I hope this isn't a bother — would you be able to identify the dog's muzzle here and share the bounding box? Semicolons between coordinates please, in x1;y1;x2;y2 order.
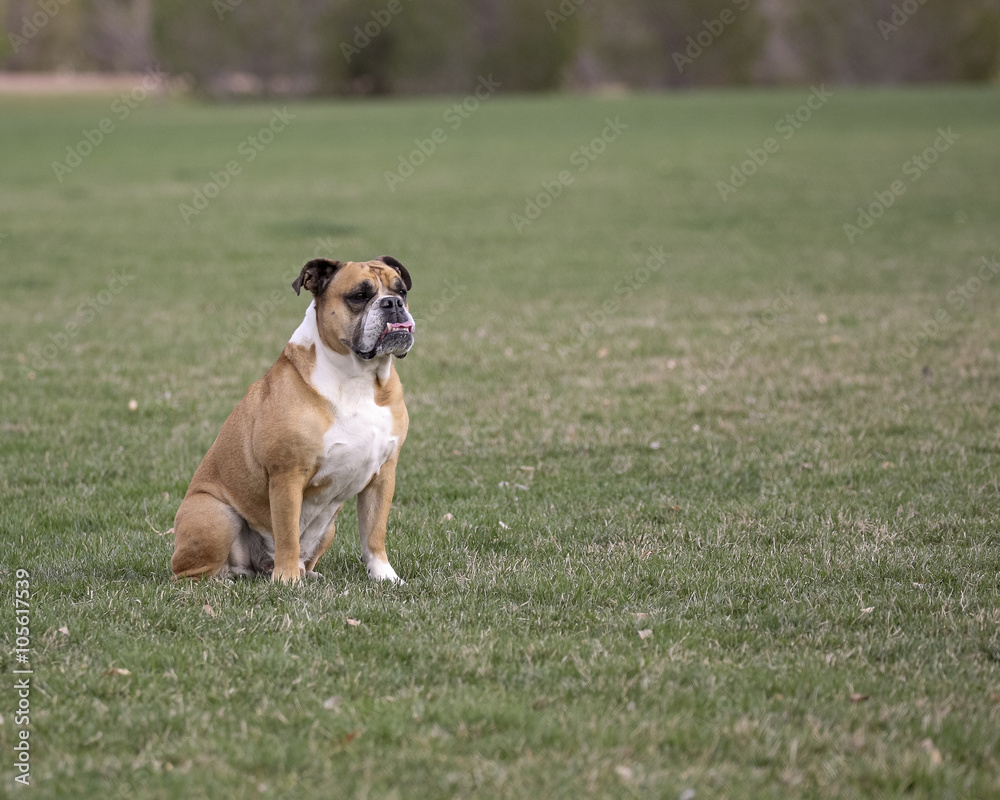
358;296;415;359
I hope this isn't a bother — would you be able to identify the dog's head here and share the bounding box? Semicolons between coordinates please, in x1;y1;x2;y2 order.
293;256;414;360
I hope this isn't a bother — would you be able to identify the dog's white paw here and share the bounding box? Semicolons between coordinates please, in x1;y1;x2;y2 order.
304;570;325;580
367;560;404;584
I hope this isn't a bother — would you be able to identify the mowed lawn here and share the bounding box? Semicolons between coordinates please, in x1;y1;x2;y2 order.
1;85;999;799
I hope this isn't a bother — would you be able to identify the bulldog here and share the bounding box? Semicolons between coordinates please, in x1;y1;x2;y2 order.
171;255;414;584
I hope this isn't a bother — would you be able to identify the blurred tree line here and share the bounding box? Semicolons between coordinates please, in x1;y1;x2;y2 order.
3;0;999;94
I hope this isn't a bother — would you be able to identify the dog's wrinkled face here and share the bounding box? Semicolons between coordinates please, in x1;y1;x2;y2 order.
293;256;414;360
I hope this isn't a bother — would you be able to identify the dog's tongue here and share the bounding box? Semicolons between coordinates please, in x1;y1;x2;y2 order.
386;321;414;334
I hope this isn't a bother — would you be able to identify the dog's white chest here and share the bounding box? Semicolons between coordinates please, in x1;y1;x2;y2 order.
312;398;397;502
296;369;397;552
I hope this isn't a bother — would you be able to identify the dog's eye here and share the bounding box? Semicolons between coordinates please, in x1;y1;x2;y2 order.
349;290;373;303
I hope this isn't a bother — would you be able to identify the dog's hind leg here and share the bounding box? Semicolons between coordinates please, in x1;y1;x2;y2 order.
237;527;275;576
171;492;243;580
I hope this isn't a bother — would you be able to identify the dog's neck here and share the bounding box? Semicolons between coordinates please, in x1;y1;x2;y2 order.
289;300;393;386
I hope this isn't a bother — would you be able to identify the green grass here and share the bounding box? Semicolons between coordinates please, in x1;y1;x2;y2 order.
1;85;999;798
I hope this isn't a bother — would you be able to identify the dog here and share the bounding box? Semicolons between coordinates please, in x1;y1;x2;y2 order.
171;255;414;584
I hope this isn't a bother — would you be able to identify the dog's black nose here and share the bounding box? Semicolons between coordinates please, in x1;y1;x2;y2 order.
379;296;405;310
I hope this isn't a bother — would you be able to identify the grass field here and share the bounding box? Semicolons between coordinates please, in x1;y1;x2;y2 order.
1;85;999;798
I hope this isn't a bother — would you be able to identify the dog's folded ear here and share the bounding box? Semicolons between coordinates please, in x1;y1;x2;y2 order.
293;258;343;296
378;255;412;291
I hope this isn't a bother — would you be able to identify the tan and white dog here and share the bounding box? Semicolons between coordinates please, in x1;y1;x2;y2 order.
171;255;414;584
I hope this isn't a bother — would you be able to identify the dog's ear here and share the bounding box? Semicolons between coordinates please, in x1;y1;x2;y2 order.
293;258;343;296
378;255;412;291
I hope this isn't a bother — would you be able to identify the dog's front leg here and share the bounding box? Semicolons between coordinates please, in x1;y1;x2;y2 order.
269;471;305;583
357;460;402;583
